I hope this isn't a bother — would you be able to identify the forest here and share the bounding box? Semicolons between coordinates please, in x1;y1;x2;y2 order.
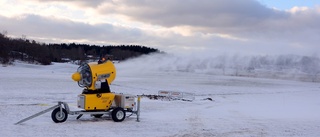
0;32;159;65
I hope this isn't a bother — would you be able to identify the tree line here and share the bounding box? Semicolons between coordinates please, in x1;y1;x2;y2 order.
0;32;160;65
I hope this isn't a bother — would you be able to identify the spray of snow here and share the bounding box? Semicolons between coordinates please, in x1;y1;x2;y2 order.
118;53;320;82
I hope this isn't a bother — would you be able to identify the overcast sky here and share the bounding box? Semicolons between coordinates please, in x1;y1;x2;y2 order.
0;0;319;56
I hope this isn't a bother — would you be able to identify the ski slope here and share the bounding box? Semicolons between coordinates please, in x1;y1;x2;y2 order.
0;60;320;137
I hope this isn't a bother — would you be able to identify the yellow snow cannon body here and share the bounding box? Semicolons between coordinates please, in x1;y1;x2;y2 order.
77;93;115;111
72;60;116;111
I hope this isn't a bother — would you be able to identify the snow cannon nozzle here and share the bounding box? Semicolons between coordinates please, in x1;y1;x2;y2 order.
72;72;81;82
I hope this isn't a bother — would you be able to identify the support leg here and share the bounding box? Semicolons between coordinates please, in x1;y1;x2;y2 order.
15;104;60;125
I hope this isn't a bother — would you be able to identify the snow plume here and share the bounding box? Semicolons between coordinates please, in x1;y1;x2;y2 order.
117;53;320;82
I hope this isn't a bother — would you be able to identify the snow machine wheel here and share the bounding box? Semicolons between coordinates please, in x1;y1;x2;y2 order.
51;108;68;123
92;114;103;118
112;107;126;122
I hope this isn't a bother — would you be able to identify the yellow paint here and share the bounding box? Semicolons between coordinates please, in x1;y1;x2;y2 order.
88;60;116;90
71;72;81;81
82;93;115;111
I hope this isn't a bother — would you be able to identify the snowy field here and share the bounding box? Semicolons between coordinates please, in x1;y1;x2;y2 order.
1;59;320;137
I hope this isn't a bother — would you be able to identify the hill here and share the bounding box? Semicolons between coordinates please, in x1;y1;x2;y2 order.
0;32;160;65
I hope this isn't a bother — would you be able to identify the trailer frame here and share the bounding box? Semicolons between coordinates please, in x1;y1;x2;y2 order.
15;96;141;125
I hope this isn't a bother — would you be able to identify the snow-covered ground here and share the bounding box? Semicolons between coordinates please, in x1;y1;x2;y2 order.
1;59;320;137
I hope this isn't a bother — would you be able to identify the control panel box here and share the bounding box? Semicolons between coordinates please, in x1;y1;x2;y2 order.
112;94;136;109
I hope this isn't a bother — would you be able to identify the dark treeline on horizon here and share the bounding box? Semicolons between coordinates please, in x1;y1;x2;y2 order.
0;32;160;65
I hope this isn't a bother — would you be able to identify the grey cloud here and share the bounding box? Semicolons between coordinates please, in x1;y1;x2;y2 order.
26;0;320;47
0;14;196;53
1;13;318;56
31;0;106;8
95;0;320;55
0;14;148;44
98;1;319;37
99;0;285;30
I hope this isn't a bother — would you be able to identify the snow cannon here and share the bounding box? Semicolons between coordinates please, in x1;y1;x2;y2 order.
72;60;116;91
71;60;117;112
15;59;141;125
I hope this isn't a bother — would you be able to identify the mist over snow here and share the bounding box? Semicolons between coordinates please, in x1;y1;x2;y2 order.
117;53;320;82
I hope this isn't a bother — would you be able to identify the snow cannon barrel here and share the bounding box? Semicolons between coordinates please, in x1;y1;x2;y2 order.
71;60;116;90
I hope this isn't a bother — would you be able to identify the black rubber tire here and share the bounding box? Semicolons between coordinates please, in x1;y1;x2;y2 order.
51;108;68;123
92;114;103;118
111;107;126;122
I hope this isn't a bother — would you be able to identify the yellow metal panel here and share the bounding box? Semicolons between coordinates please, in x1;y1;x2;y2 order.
83;93;115;111
88;60;116;90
